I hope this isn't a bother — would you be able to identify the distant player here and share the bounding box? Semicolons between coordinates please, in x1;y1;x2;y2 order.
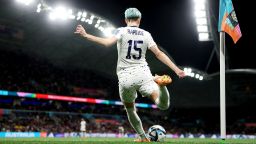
118;125;125;137
80;118;86;137
75;8;185;142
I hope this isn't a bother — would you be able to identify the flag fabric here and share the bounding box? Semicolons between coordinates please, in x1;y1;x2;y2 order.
218;0;242;43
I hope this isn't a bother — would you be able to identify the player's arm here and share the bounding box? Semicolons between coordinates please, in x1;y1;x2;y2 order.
149;45;186;78
74;25;117;47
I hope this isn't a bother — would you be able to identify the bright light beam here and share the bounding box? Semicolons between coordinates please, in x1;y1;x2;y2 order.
16;0;34;6
49;6;65;20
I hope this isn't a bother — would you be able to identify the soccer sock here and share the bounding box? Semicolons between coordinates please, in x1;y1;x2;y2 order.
155;86;170;110
125;106;147;139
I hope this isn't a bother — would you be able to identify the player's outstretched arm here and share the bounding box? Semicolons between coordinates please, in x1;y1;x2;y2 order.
150;45;186;78
74;25;117;47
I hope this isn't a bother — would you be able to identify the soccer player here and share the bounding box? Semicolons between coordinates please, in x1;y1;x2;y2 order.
80;118;86;137
118;125;125;137
75;8;185;142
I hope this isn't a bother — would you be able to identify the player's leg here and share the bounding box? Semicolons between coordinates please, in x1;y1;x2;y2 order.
139;75;171;110
79;131;83;137
151;74;172;110
82;131;85;138
123;102;150;142
119;83;149;142
150;86;170;110
118;67;151;142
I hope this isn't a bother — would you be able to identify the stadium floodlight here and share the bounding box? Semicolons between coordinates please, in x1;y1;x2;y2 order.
194;10;206;18
76;11;82;20
194;0;205;5
183;68;188;73
183;67;205;81
49;6;69;21
194;3;205;11
184;69;188;75
16;0;117;39
82;12;87;17
184;67;192;76
187;68;192;73
76;11;87;21
95;24;99;28
81;12;87;22
48;7;75;21
193;0;206;8
190;72;195;77
36;3;41;13
197;25;208;32
81;17;86;22
16;0;34;6
95;19;103;28
194;0;205;13
77;11;82;16
86;15;95;25
196;18;207;25
193;0;212;41
193;0;205;3
199;33;209;41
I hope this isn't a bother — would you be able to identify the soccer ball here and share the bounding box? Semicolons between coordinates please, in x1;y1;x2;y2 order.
147;125;166;142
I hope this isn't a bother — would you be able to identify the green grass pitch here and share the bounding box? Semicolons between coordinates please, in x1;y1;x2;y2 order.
0;138;255;144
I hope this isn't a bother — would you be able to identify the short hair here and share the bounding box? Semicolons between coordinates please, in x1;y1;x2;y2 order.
124;8;142;19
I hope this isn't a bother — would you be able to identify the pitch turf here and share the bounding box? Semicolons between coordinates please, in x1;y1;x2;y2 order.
0;138;255;144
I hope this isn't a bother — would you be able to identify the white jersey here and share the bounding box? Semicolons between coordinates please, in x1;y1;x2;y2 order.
114;26;157;73
80;120;86;131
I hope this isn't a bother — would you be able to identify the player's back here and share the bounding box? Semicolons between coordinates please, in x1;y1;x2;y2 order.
115;26;156;73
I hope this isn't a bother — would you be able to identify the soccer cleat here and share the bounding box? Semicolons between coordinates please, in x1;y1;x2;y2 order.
134;137;151;142
154;74;172;86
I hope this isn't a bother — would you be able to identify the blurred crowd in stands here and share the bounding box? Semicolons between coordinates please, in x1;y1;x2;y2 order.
0;97;256;135
0;110;134;134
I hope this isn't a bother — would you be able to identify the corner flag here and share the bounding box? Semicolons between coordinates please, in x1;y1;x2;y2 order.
218;0;242;43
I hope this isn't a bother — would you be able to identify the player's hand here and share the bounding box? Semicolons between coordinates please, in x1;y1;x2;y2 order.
74;25;87;37
175;69;186;78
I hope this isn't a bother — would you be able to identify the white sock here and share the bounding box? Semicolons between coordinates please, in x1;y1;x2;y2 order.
155;86;170;110
125;106;147;139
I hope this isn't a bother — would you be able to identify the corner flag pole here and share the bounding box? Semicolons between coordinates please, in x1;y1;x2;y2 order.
220;31;226;139
218;0;242;139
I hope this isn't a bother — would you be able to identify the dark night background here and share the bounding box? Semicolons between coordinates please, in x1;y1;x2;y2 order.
0;0;255;136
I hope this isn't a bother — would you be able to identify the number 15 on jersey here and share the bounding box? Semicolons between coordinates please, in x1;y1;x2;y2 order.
126;40;143;60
